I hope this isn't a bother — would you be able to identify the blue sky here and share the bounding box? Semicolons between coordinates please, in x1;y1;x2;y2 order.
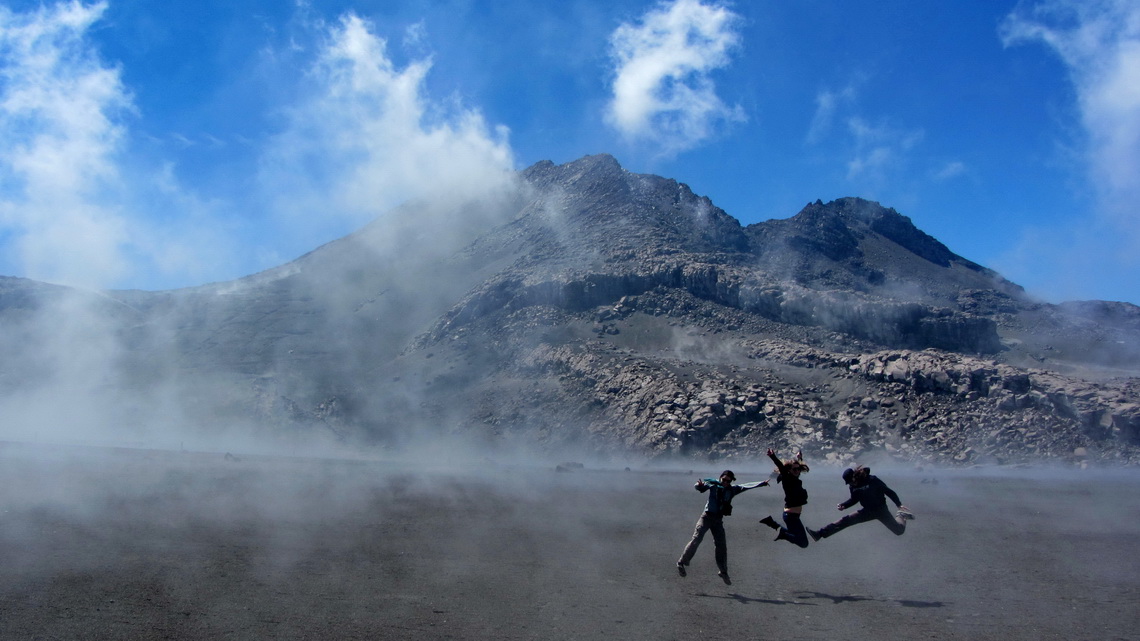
0;0;1137;304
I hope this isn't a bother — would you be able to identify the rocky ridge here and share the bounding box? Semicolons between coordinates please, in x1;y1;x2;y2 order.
0;154;1138;466
456;289;1140;466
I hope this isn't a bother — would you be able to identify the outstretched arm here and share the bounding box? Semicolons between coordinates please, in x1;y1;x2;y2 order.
695;479;715;493
838;487;858;510
766;448;787;475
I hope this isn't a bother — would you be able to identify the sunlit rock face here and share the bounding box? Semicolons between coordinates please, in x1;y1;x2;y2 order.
1;154;1138;465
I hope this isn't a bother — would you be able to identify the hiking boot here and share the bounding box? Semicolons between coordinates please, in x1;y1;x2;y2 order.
897;508;915;521
676;562;686;577
759;515;780;530
808;528;822;542
718;571;731;585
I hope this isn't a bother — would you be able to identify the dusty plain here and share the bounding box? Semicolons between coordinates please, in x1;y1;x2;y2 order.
1;442;1137;640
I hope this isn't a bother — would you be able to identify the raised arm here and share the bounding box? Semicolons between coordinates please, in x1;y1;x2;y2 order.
766;448;787;475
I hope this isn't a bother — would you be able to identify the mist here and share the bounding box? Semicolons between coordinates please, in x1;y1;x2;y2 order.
0;3;526;460
2;441;1136;639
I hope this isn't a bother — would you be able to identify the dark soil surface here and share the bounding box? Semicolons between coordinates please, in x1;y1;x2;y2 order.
1;442;1137;640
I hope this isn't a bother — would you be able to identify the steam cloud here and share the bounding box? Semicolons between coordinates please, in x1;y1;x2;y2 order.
0;2;521;453
259;13;517;247
0;2;517;291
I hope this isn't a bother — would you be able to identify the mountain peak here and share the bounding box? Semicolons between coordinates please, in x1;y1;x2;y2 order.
522;153;624;185
2;153;1138;466
517;154;749;257
790;197;975;270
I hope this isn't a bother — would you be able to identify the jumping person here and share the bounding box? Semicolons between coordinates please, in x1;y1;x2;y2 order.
758;448;810;548
808;465;914;541
676;469;768;584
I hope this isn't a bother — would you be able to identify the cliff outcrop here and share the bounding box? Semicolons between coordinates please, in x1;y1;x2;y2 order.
0;154;1137;466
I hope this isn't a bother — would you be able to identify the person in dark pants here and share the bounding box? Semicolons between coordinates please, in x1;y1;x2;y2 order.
676;469;767;585
758;448;810;548
808;465;914;541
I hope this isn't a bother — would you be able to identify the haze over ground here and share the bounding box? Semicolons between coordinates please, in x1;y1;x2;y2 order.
1;443;1137;640
0;0;1137;303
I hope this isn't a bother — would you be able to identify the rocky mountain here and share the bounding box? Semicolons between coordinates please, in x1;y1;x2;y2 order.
1;154;1138;466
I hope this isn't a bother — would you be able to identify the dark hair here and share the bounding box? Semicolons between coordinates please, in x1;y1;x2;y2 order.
844;465;870;485
783;458;809;473
720;470;735;481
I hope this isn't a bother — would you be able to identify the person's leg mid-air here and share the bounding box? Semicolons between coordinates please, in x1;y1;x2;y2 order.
677;514;713;575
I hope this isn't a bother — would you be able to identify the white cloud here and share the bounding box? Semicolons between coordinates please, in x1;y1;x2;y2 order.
932;161;967;181
605;0;744;155
0;1;132;288
844;117;924;188
0;4;519;290
259;13;516;236
806;78;930;195
807;84;857;144
0;1;246;290
1002;0;1140;245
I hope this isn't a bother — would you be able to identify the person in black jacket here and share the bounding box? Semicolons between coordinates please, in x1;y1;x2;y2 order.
758;448;811;548
808;465;914;541
676;469;768;584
